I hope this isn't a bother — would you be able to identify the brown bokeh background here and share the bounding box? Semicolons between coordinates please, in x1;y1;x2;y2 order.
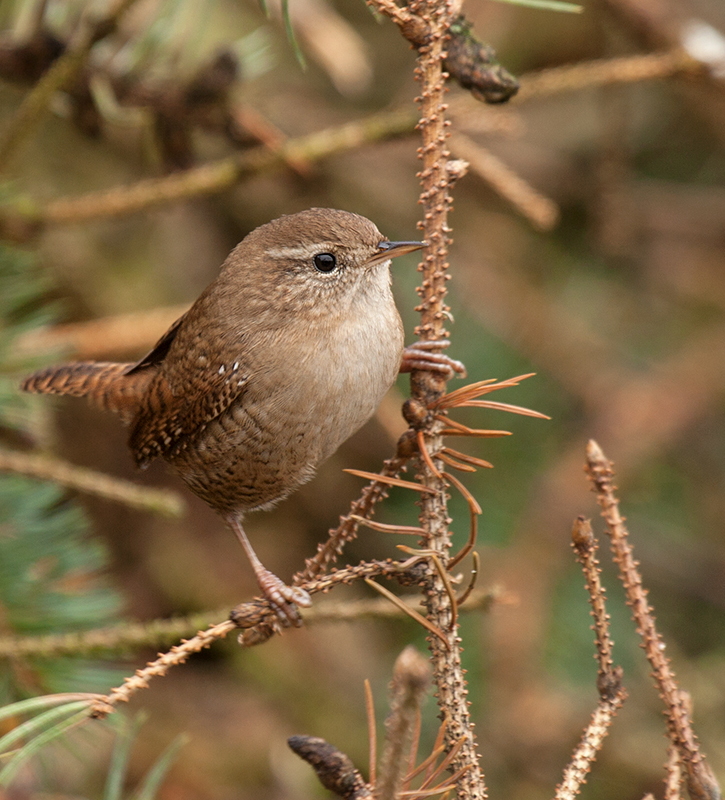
2;0;725;796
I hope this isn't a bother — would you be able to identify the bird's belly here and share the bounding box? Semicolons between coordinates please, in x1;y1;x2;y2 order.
169;404;318;513
169;312;403;514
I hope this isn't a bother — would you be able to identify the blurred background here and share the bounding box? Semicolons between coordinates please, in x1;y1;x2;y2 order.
0;0;724;796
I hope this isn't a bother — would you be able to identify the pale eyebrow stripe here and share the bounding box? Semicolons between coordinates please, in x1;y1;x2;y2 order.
266;244;338;260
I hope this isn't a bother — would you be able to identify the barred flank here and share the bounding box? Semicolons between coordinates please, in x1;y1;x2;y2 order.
21;362;143;420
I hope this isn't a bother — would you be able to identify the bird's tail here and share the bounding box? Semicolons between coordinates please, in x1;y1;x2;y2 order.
21;362;149;422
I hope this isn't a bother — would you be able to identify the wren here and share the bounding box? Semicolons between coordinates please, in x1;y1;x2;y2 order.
22;209;464;625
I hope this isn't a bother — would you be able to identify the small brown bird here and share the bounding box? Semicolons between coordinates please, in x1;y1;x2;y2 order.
22;209;463;625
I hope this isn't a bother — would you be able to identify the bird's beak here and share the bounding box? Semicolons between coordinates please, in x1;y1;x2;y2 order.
366;240;427;268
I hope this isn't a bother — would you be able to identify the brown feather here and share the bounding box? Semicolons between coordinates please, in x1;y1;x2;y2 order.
21;361;152;423
127;350;250;468
126;311;188;374
21;210;408;512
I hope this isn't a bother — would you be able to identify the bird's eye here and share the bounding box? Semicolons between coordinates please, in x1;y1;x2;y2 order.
313;253;337;273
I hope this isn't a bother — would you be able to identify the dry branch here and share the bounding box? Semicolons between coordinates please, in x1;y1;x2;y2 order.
449;132;559;230
517;48;704;101
570;516;616;687
0;587;497;659
0;110;417;241
0;448;184;517
556;516;627;800
296;451;411;583
377;647;431;800
667;741;685;800
586;440;721;800
554;693;626;800
87;550;431;716
399;0;488;796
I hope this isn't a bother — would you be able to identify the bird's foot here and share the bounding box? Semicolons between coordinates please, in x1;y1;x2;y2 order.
227;515;312;629
400;340;467;379
256;567;312;629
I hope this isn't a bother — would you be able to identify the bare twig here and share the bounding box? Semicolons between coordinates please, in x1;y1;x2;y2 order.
24;582;507;665
666;741;685;800
570;516;616;685
556;516;627;800
585;440;721;800
0;448;184;517
449;132;559;230
395;0;488;795
377;647;431;800
296;452;411;583
554;692;626;800
0;110;417;240
84;555;429;716
516;48;704;102
93;617;238;714
0;608;228;658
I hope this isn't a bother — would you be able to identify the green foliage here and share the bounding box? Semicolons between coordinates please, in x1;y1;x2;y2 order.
0;245;124;702
0;244;58;433
128;731;189;800
0;700;91;788
281;0;307;68
103;713;188;800
0;700;185;796
0;475;124;695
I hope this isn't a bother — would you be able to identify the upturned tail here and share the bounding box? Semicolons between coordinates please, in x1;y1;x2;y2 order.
21;362;149;422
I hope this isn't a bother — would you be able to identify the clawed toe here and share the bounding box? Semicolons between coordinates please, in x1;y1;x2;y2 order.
400;341;467;379
286;585;312;607
258;569;311;628
227;516;312;629
268;599;303;628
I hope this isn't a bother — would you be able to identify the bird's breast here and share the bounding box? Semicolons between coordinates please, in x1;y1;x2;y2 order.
264;291;404;461
170;289;404;514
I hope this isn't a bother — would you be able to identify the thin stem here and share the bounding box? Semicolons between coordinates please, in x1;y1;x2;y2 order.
556;516;628;800
377;647;431;800
585;440;721;800
449;132;559;230
96;618;238;713
2;110;417;239
296;453;410;582
0;448;184;517
404;0;488;795
87;558;493;716
554;692;626;800
517;48;703;102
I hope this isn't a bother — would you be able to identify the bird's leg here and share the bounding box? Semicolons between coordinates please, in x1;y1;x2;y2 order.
400;340;467;379
226;514;312;628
